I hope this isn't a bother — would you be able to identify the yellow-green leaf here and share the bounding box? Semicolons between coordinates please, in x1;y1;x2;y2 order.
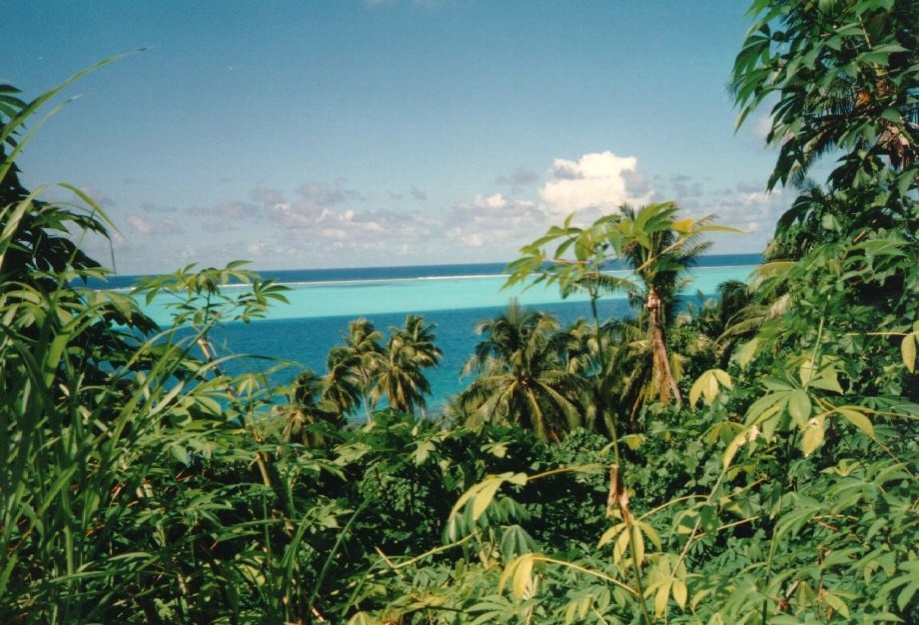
799;358;816;386
614;526;631;564
672;579;688;609
637;520;662;550
902;333;917;373
837;406;875;439
823;591;851;619
723;429;748;470
598;522;627;549
631;525;645;565
471;478;503;521
672;217;694;234
690;369;731;408
736;337;760;369
788;390;812;426
622;434;644;450
802;416;825;457
654;582;671;617
689;373;705;408
713;368;733;389
512;554;535;599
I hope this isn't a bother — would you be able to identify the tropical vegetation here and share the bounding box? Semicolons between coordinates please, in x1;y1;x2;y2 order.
1;1;917;623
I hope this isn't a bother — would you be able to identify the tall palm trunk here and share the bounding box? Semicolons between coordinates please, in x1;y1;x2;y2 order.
646;286;682;408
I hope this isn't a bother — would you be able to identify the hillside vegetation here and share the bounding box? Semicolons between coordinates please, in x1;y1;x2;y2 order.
1;1;916;623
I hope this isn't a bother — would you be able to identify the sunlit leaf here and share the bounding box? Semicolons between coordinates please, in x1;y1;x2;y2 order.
836;406;875;439
902;333;916;373
802;416;824;457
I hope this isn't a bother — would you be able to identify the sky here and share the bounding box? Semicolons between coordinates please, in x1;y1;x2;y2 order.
2;0;788;275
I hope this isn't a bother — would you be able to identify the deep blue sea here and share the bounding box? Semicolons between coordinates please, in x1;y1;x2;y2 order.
94;254;762;411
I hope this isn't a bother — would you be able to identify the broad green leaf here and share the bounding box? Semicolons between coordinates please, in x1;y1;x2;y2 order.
672;579;688;609
802;416;824;457
788;390;812;426
598;522;627;549
799;358;816;386
902;333;916;373
472;478;504;521
822;591;851;618
499;554;538;600
836;406;875;438
723;429;749;470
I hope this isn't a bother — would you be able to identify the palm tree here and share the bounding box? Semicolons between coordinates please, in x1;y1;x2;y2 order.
372;315;442;415
321;344;362;418
280;369;343;448
507;201;736;423
456;300;587;441
609;202;715;408
603;315;682;427
338;318;384;420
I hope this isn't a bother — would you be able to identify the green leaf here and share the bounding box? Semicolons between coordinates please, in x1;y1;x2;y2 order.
690;369;733;408
788;390;812;426
472;478;504;521
802;415;824;457
672;579;688;609
499;554;537;600
836;406;875;438
799;358;816;386
901;333;916;373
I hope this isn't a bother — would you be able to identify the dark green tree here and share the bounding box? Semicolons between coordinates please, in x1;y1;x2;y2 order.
281;369;344;447
338;317;385;419
732;0;919;190
372;314;443;415
456;301;588;441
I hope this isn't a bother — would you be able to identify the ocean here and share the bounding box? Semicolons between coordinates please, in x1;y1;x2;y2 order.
101;254;762;411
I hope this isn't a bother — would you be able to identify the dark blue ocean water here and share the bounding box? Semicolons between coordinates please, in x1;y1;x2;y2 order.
140;254;758;411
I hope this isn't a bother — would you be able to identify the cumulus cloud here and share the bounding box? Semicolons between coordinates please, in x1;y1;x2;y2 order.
749;112;774;141
109;148;788;271
387;186;428;201
442;193;545;252
670;173;704;199
495;167;540;190
539;151;653;217
126;215;180;236
708;184;786;235
299;179;364;207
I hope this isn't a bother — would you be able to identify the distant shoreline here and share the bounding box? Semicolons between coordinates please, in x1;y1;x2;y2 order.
81;253;764;291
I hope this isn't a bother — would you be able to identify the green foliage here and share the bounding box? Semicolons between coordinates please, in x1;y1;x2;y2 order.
4;5;919;623
452;300;589;441
731;0;919;191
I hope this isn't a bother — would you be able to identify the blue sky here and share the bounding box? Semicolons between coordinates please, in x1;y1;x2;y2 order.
3;0;786;274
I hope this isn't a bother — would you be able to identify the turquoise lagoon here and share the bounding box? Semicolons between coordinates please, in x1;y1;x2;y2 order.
130;257;761;410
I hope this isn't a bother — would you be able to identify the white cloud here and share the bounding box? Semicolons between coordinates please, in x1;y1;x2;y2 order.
749;112;773;141
442;193;544;251
126;215;180;236
539;151;652;216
